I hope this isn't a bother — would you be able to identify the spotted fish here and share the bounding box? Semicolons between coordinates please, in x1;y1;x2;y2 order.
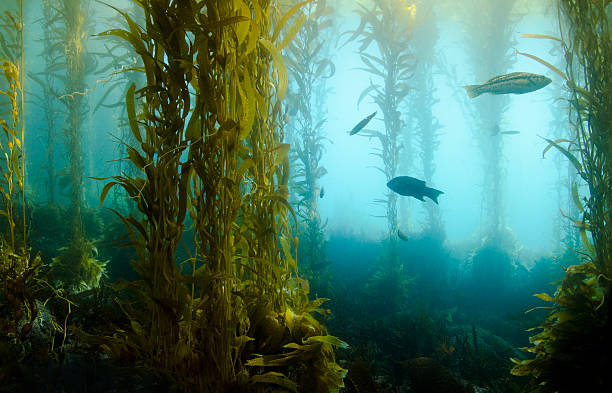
462;72;551;99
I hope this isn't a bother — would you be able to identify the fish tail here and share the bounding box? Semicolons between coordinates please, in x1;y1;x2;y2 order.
461;84;482;99
427;188;444;204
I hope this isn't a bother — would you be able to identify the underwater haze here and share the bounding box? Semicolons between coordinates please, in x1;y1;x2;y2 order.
0;0;609;392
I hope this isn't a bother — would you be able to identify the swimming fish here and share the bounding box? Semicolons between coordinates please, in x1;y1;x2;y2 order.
387;176;444;204
319;186;325;198
349;111;377;135
397;229;409;241
462;72;551;99
501;130;520;135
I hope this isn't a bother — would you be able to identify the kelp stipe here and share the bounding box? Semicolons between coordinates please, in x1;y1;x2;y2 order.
344;0;419;313
345;0;419;239
458;0;520;241
409;3;443;234
29;0;62;205
511;2;612;391
284;0;336;297
48;0;105;291
95;1;345;392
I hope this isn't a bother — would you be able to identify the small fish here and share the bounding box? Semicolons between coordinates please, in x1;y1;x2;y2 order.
397;229;409;241
387;176;444;204
462;72;551;99
319;186;325;198
349;111;377;135
501;130;520;135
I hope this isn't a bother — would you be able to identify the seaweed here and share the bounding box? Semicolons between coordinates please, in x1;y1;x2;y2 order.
345;0;419;239
94;1;345;392
511;1;612;391
457;0;520;241
283;0;336;296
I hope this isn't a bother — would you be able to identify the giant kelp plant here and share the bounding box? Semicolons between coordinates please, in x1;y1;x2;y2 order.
409;1;443;234
460;0;519;242
93;1;345;392
48;0;105;291
345;0;419;313
283;0;336;297
0;0;46;372
29;1;62;206
511;1;611;391
347;0;418;239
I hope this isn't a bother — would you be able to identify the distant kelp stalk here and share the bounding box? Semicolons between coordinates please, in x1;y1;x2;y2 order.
459;0;519;242
344;0;419;313
95;1;346;392
29;0;62;205
346;0;419;240
44;0;106;292
408;0;442;234
284;0;336;296
511;1;612;391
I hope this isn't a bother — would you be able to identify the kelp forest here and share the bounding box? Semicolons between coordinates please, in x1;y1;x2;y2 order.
0;1;609;393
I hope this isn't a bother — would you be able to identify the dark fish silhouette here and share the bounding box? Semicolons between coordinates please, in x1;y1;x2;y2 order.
501;130;520;135
349;111;377;135
319;186;325;198
387;176;443;204
462;72;551;99
397;229;409;241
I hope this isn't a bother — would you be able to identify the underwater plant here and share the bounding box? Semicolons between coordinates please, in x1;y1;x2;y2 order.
46;0;105;291
511;1;612;391
95;1;346;392
458;0;519;241
346;0;419;240
0;0;26;252
408;1;443;234
28;1;62;206
283;0;336;296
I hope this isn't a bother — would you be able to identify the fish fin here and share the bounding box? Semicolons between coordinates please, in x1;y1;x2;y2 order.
461;85;481;99
426;188;444;204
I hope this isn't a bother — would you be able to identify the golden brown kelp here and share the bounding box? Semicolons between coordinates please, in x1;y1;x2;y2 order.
96;1;345;392
48;0;105;291
0;0;26;251
511;1;612;391
283;0;336;295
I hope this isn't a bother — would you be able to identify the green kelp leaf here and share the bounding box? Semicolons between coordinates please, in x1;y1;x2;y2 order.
579;226;596;256
126;83;143;143
521;33;563;43
303;298;329;313
304;335;349;348
272;0;313;42
237;73;256;140
259;38;289;100
515;49;568;81
99;182;120;208
278;12;306;51
540;136;585;179
571;182;584;212
534;293;554;302
250;372;298;392
126;146;146;169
